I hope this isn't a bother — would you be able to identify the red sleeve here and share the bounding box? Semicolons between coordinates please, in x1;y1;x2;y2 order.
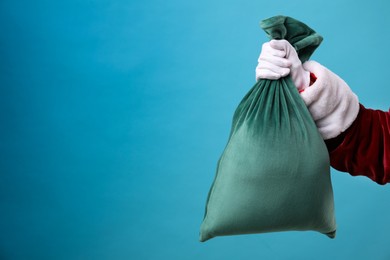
325;104;390;184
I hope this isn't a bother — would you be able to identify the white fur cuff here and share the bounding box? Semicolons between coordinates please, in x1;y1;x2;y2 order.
300;61;360;140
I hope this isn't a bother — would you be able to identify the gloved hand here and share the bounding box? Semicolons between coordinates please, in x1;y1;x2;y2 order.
300;61;359;140
256;39;310;91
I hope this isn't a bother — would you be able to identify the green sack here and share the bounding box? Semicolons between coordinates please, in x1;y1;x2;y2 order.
200;16;336;242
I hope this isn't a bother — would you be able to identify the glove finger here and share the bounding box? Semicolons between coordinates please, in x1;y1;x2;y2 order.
259;42;286;60
259;54;291;68
270;39;301;62
256;60;290;77
269;39;290;51
256;69;282;80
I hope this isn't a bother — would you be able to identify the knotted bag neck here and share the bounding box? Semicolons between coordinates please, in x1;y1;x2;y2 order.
260;16;323;63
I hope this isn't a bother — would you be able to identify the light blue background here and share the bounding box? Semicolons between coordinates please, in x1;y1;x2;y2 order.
1;0;389;259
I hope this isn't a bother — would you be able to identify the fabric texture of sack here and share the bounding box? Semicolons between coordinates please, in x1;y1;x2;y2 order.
199;15;336;242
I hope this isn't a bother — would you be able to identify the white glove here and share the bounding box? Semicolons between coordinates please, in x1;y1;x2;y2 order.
256;40;310;91
301;61;360;140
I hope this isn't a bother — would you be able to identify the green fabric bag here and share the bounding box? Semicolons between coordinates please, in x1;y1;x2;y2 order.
200;16;336;242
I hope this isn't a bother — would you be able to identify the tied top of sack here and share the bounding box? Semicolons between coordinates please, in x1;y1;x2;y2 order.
260;15;323;63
